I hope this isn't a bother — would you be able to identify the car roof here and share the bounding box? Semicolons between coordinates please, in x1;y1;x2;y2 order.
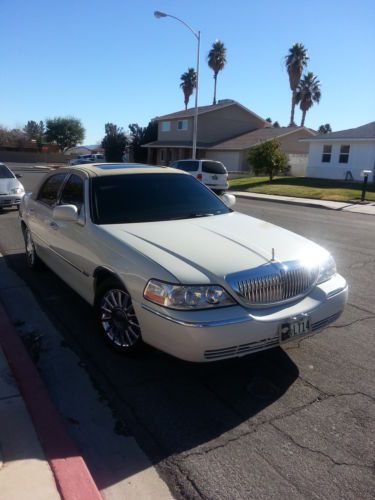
60;163;189;177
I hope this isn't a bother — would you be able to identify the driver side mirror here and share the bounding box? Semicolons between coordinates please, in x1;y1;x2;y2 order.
15;174;23;179
53;204;78;222
221;193;236;208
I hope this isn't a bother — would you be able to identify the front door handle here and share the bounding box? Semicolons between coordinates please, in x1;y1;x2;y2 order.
49;221;59;230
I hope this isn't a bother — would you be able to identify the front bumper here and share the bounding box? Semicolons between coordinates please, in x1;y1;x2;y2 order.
0;195;23;207
135;273;348;362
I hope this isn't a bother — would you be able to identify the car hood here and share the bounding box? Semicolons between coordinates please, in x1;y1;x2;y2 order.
0;178;21;194
101;212;328;284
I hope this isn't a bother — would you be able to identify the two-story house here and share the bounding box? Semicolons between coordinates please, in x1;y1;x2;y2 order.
144;99;315;172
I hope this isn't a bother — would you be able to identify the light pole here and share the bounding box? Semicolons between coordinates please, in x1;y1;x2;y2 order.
154;10;200;160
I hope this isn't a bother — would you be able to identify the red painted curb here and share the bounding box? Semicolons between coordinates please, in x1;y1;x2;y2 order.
0;301;102;500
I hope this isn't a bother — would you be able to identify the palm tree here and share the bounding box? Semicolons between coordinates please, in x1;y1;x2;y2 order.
295;72;321;126
180;68;197;110
285;43;309;126
207;40;227;105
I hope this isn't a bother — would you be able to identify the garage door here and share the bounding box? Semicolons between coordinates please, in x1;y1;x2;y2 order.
205;151;240;172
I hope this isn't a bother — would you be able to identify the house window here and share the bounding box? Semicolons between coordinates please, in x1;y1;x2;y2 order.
339;145;350;164
321;145;332;163
161;121;171;132
177;120;188;131
160;150;165;161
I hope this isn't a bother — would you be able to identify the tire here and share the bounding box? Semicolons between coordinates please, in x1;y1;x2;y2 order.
23;226;42;270
95;278;144;355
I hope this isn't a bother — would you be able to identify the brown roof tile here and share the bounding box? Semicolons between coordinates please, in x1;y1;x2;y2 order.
209;127;314;150
305;121;375;141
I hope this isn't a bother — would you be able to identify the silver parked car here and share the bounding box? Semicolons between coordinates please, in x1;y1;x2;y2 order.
0;163;25;209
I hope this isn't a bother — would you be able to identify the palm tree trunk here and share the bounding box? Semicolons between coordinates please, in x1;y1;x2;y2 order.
289;91;296;126
301;110;307;127
213;73;218;105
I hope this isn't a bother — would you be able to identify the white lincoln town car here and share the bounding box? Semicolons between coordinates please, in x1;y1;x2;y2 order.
19;164;348;362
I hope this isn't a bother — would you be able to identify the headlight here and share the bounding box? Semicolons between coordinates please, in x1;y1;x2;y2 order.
144;279;236;310
10;187;24;194
317;254;336;284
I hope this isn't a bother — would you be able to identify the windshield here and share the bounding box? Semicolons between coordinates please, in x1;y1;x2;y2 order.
0;165;14;179
91;173;231;224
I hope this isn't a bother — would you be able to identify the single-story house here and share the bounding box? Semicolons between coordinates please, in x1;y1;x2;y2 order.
144;99;316;172
303;122;375;181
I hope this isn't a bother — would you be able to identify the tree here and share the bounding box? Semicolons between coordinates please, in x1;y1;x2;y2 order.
285;43;309;126
45;117;85;151
207;40;227;105
0;126;28;147
295;72;321;126
318;123;332;134
266;117;272;123
24;120;45;149
101;123;128;162
128;121;157;163
180;68;197;110
273;121;281;128
248;139;288;182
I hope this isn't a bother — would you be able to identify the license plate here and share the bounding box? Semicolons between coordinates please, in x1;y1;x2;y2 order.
212;175;218;180
279;314;311;343
0;198;12;205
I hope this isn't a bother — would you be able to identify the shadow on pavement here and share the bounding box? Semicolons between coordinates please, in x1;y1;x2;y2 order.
3;252;299;491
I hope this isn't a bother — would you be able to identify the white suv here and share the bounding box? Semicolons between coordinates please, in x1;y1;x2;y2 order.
170;159;229;193
70;153;105;166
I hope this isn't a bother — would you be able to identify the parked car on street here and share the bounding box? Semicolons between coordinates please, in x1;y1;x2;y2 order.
70;153;105;166
0;163;25;209
170;159;229;193
19;163;348;362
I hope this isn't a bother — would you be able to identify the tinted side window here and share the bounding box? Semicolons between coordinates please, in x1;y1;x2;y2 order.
60;174;84;211
175;161;199;172
38;174;67;207
202;161;226;174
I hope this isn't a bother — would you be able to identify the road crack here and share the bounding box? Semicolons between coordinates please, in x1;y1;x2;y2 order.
270;421;374;471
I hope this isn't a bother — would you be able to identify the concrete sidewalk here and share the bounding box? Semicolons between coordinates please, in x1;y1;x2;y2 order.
0;291;102;500
0;347;61;500
230;191;375;216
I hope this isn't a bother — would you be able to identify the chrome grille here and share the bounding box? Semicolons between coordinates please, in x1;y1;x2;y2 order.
227;261;319;306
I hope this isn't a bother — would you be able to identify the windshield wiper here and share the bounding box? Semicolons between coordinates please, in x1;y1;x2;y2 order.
188;212;215;218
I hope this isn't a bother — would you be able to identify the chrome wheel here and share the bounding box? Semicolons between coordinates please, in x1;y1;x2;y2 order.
25;229;36;267
99;288;141;348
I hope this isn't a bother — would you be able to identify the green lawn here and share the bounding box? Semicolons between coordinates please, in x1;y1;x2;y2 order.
229;176;375;202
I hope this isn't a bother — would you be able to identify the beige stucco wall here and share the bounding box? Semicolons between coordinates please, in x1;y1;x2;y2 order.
157;118;193;141
278;129;314;154
156;104;266;145
198;105;265;143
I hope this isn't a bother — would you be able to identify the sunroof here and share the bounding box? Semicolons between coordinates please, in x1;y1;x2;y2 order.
97;164;154;170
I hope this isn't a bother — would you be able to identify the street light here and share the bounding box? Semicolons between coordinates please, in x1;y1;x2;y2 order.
154;10;200;160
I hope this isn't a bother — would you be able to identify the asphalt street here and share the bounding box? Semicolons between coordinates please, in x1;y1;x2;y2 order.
0;168;375;499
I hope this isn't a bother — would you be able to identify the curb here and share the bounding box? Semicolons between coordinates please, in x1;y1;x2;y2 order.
0;301;102;500
231;192;347;211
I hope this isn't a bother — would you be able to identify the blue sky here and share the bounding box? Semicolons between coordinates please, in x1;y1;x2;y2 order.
1;0;374;144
